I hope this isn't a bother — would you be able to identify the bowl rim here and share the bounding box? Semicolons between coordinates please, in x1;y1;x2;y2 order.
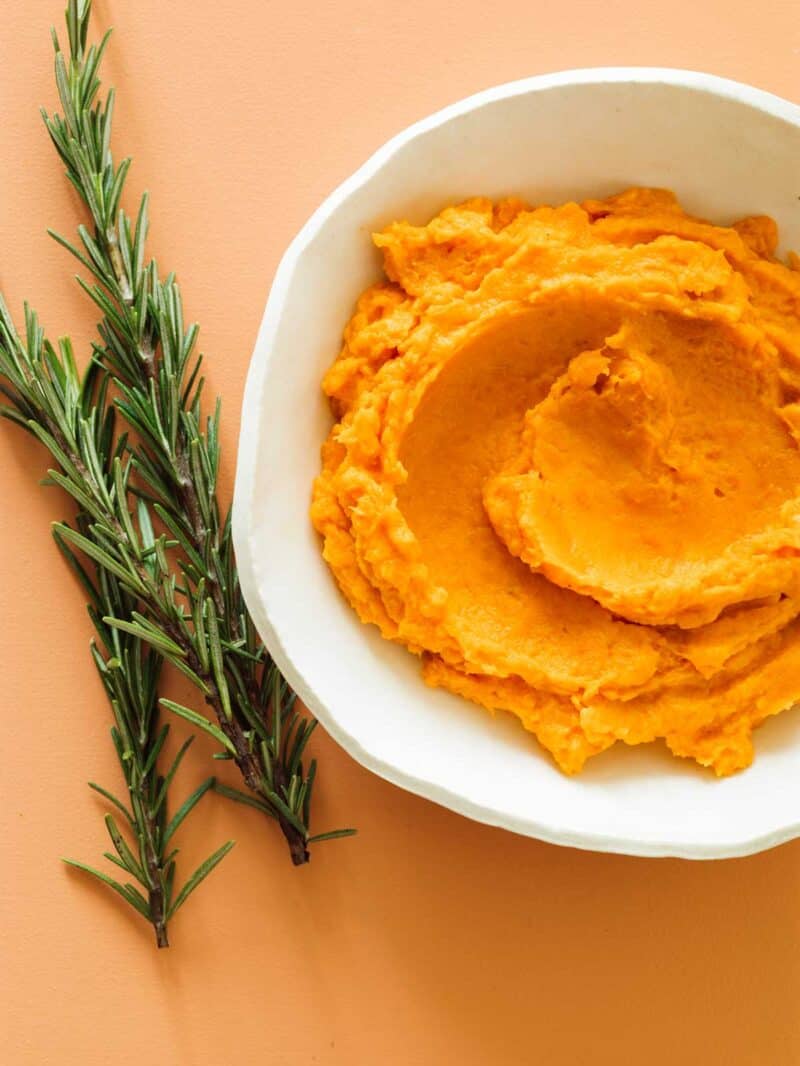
233;67;800;860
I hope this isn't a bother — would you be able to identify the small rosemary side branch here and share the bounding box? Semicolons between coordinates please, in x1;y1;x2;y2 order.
0;301;233;947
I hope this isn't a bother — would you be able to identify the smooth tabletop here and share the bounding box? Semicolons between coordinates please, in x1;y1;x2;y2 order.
2;2;800;1064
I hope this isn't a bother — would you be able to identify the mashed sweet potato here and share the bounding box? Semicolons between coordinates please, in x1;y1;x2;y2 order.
311;188;800;776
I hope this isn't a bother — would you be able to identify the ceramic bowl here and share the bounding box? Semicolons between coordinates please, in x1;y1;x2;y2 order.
233;69;800;859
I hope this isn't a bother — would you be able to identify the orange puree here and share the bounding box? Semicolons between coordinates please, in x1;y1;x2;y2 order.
311;188;800;776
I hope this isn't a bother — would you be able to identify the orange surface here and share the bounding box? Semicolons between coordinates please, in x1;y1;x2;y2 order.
2;2;800;1063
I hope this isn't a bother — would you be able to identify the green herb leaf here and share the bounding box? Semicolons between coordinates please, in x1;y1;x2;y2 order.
163;777;215;846
168;840;235;917
160;699;237;757
213;781;275;817
62;859;151;918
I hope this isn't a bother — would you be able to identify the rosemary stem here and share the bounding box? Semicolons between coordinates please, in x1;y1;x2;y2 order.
30;0;356;865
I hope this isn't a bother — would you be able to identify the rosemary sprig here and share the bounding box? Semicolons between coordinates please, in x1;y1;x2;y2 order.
0;301;234;947
40;0;354;862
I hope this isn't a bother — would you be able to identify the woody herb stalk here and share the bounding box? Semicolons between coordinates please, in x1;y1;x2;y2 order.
41;0;353;861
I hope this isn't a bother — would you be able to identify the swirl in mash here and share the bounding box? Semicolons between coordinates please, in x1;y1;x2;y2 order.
311;188;800;776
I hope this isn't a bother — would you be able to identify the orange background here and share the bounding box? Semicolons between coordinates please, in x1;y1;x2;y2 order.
2;2;800;1063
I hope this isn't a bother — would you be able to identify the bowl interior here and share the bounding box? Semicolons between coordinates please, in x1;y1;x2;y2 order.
236;71;800;857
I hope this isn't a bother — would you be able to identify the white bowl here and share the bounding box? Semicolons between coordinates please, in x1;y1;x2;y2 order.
234;69;800;859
